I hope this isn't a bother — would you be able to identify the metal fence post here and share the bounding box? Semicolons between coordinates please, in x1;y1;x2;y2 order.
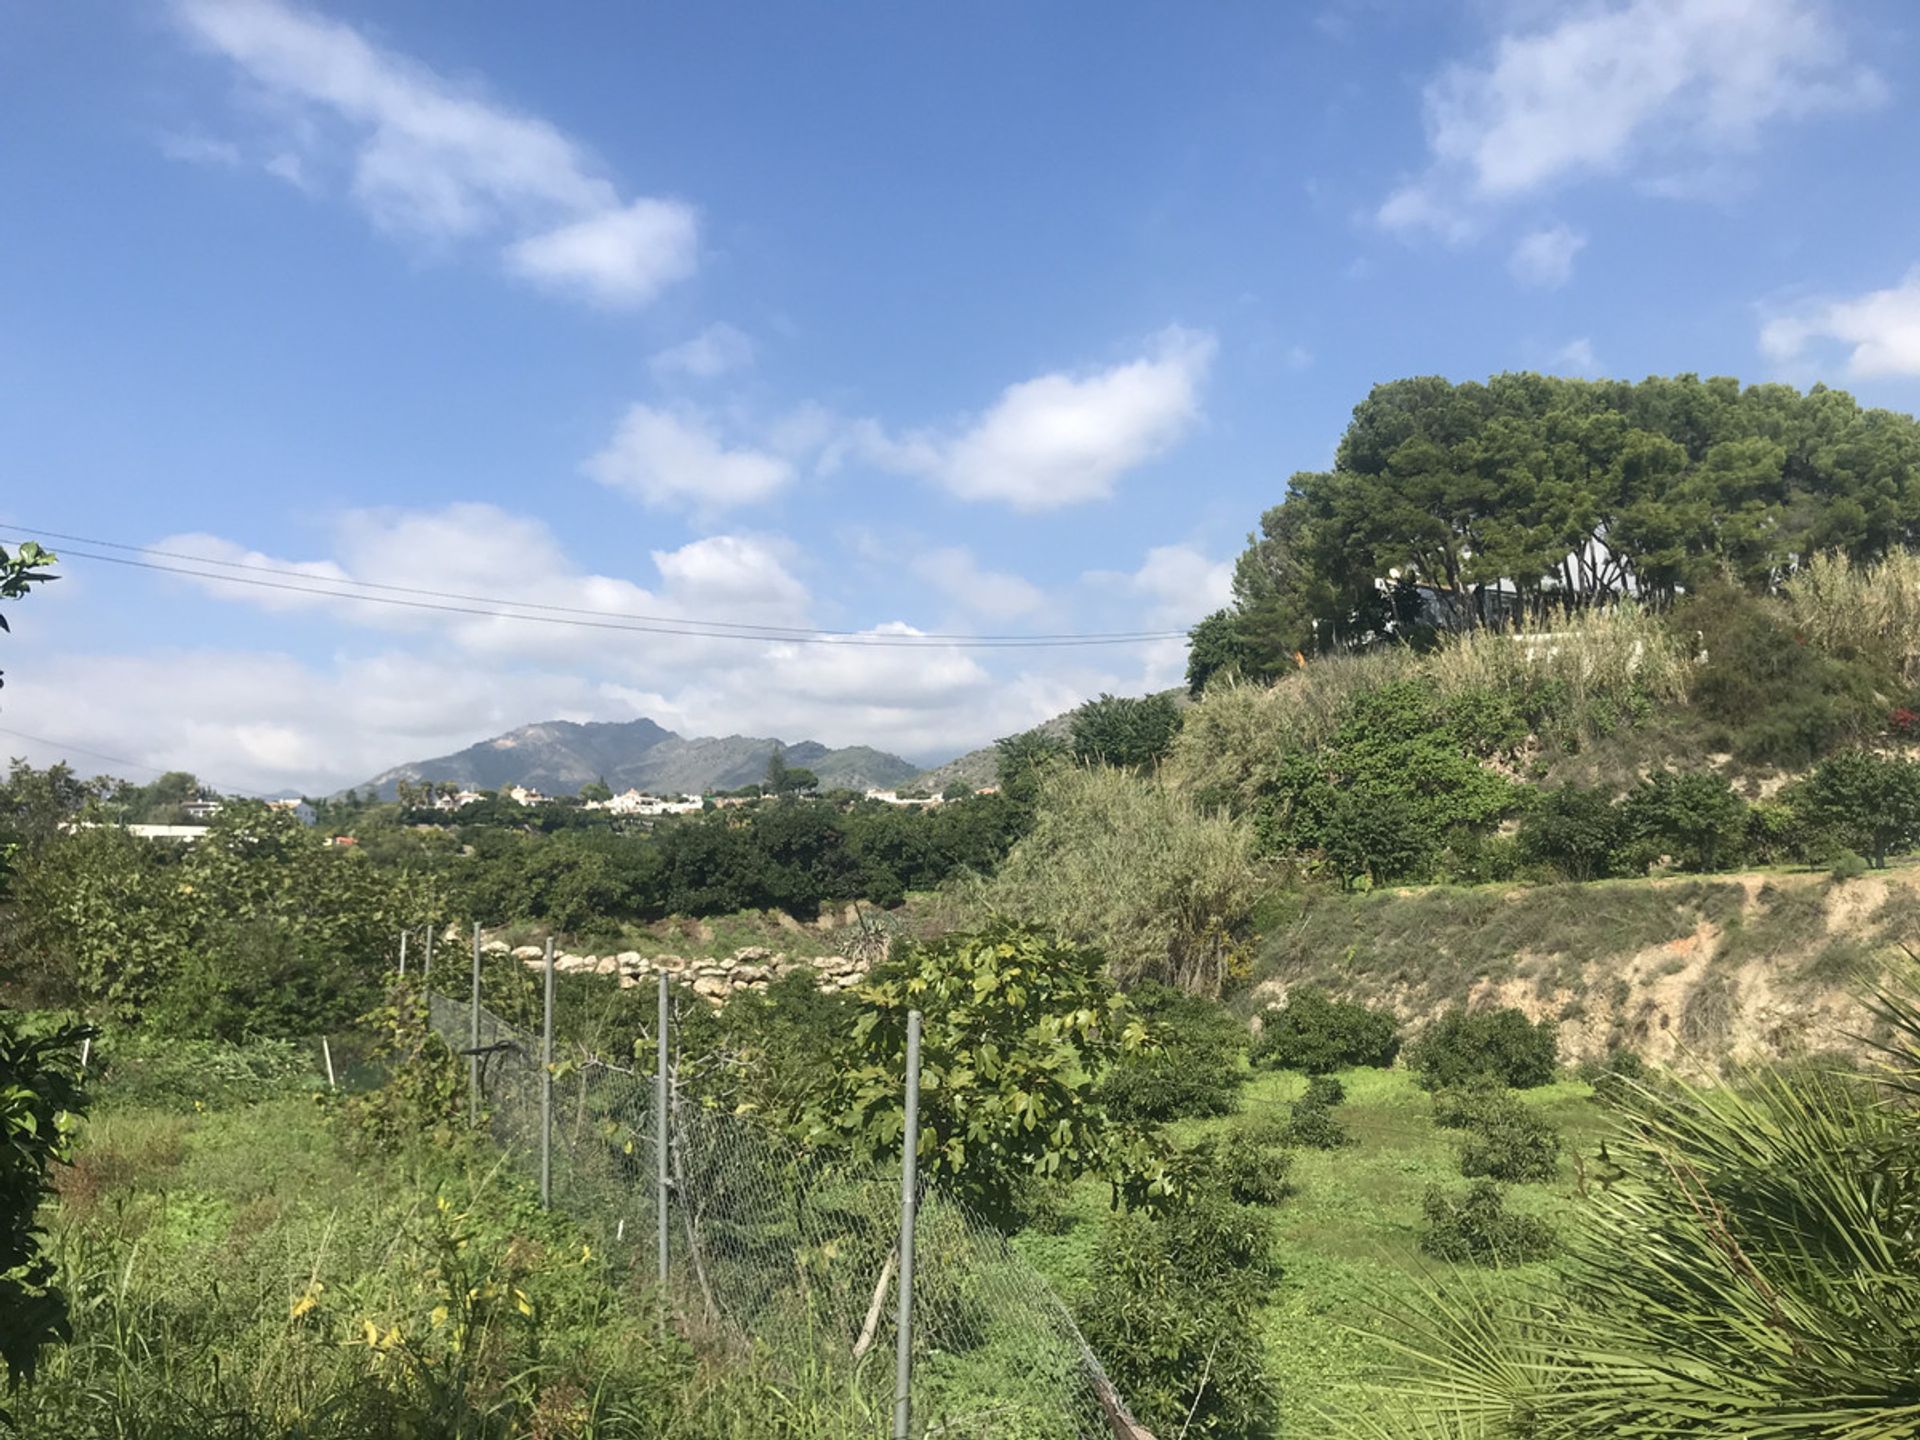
469;921;482;1125
424;924;433;982
892;1009;923;1440
540;936;555;1209
656;971;670;1300
399;929;408;978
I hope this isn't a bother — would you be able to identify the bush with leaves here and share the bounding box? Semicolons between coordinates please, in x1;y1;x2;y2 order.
1355;984;1920;1440
1410;1007;1557;1090
0;1012;89;1387
1070;691;1185;769
818;925;1140;1227
1455;1098;1561;1183
341;980;469;1154
1618;769;1749;873
1795;749;1920;868
1098;982;1247;1122
1516;785;1624;881
1078;1195;1277;1437
1280;1076;1352;1150
1216;1130;1295;1207
1418;1180;1555;1265
1252;986;1400;1073
974;764;1262;994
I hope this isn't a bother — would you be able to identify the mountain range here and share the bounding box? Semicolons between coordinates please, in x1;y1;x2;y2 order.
357;718;921;799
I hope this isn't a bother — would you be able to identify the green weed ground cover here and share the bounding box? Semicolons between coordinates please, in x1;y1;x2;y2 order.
1015;1066;1605;1435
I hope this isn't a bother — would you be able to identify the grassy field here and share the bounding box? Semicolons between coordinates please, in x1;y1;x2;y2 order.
1016;1065;1607;1433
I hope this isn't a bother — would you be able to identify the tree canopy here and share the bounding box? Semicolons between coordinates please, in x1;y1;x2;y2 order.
1209;373;1920;679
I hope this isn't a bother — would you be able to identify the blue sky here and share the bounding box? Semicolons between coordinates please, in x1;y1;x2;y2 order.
4;0;1920;793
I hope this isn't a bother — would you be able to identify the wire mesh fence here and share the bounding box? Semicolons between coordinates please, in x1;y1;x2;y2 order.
424;982;1150;1438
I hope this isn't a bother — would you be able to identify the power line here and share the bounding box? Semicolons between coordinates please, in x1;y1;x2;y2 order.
1;525;1192;648
0;723;273;798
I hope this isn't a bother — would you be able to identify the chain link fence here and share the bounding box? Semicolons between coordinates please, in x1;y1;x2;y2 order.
424;979;1150;1438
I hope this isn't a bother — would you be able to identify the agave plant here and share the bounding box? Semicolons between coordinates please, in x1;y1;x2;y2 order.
1330;982;1920;1440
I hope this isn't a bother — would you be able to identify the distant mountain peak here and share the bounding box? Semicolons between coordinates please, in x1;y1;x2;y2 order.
358;715;917;799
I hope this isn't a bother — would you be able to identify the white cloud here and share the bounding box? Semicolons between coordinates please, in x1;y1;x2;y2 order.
171;0;696;307
1761;269;1920;378
650;323;757;381
504;199;698;308
1128;543;1234;625
1552;337;1604;376
584;406;794;514
1381;0;1880;233
1509;224;1587;288
650;534;807;610
159;132;243;167
865;328;1215;511
918;547;1046;620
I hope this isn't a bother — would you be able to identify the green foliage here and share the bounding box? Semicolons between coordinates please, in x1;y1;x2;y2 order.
1187;608;1256;696
1452;1094;1562;1183
1417;1179;1554;1265
1684;580;1892;766
1215;1130;1294;1207
0;1011;89;1387
1516;785;1624;881
1302;1073;1345;1107
1281;1105;1349;1152
1213;373;1920;677
2;804;402;1030
1266;681;1519;887
1797;748;1920;867
1069;692;1184;770
91;1033;314;1111
0;539;56;691
1358;988;1920;1439
1077;1196;1276;1437
1409;1008;1558;1091
819;925;1137;1227
1097;983;1246;1122
975;764;1262;994
1252;987;1400;1073
342;982;469;1154
1617;768;1748;873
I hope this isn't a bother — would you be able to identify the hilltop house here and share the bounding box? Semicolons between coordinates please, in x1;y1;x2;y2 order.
588;788;702;816
267;798;316;826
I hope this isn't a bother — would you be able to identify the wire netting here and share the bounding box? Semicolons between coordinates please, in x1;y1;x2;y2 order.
426;985;1148;1438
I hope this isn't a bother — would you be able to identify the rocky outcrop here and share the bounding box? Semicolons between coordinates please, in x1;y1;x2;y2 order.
515;942;871;1003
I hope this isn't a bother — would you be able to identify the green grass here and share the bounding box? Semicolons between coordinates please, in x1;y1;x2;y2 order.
24;1080;895;1439
1017;1066;1606;1434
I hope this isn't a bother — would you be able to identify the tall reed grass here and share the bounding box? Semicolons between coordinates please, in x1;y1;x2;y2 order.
1166;606;1688;811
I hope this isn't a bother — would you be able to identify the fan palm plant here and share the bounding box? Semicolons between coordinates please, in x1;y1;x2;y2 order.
1332;987;1920;1439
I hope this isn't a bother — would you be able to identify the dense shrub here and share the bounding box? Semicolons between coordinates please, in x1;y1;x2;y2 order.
1429;1081;1512;1131
1618;769;1748;873
1410;1007;1558;1090
1516;785;1623;881
1078;1196;1276;1437
1280;1082;1352;1150
1303;1073;1345;1107
1099;983;1247;1122
1216;1131;1295;1207
1456;1102;1561;1183
1070;692;1185;769
1252;987;1400;1073
1418;1180;1555;1264
1796;749;1920;868
975;765;1263;993
0;1013;90;1386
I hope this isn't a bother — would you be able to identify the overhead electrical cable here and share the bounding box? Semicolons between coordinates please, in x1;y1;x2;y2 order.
0;525;1191;648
